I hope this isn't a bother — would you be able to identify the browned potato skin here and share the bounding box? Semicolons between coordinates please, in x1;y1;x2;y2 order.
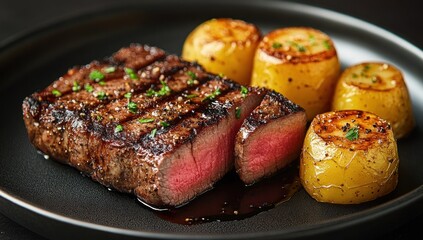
251;27;340;121
331;62;415;139
182;18;261;85
300;110;399;204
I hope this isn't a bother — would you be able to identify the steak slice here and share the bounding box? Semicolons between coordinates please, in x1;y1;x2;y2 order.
235;90;307;185
22;44;265;207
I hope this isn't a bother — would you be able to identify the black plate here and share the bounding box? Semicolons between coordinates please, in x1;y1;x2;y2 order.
0;1;422;239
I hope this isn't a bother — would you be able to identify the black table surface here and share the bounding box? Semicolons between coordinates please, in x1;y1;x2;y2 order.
0;0;422;239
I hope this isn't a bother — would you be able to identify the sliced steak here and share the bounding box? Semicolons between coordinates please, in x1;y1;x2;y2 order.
235;90;307;185
22;44;265;207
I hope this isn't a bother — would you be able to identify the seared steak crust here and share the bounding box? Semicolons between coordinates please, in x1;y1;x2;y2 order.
235;90;307;184
22;44;264;207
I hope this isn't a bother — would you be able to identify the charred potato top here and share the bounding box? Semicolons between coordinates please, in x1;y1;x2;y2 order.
300;110;399;204
332;62;414;139
182;18;261;85
251;27;340;121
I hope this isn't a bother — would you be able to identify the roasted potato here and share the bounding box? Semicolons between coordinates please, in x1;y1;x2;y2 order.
331;62;414;139
251;27;340;121
182;18;261;85
300;110;399;204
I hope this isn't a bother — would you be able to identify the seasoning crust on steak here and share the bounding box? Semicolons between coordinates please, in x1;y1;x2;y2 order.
22;44;267;207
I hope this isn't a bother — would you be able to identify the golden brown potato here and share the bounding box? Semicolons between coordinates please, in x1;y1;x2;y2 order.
300;110;399;204
331;62;414;139
251;27;340;121
182;18;261;85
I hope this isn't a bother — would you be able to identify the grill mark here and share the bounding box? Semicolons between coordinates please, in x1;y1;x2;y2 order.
109;78;237;143
54;58;189;110
136;86;243;156
91;65;212;127
44;57;196;129
38;51;175;112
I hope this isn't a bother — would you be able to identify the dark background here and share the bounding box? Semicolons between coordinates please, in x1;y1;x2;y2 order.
0;0;422;239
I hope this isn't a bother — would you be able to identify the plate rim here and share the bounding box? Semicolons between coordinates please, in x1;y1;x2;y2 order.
0;0;422;239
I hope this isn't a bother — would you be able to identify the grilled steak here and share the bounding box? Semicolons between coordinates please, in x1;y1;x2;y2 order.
235;90;307;185
22;44;266;207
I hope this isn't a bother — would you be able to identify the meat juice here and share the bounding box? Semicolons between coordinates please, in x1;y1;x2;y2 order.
153;162;301;225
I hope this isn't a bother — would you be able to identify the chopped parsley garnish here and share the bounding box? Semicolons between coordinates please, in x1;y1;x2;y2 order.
185;94;198;99
52;89;62;97
84;83;94;93
345;127;359;141
187;71;196;79
361;65;371;77
124;92;132;99
150;128;157;138
146;80;171;97
297;44;306;52
124;67;138;80
98;81;106;86
309;34;316;44
96;115;103;121
127;101;138;113
72;81;81;92
202;88;221;102
138;118;154;123
323;40;331;50
288;41;306;52
114;124;123;133
235;107;241;119
104;66;116;73
240;86;248;98
89;70;105;82
160;121;170;127
352;73;358;78
272;42;282;49
363;65;371;72
96;91;106;100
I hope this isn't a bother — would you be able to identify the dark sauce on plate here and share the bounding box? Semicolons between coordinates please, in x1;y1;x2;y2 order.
153;162;301;225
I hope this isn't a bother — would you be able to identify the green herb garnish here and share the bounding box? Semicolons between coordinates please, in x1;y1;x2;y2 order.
114;124;123;133
98;81;106;86
89;70;105;82
288;41;306;52
124;67;138;80
345;127;359;141
127;101;138;113
309;34;316;45
96;91;106;100
124;92;132;99
272;42;282;49
235;107;241;119
202;88;221;102
52;89;62;97
104;66;116;73
72;81;81;92
84;83;94;93
352;73;358;78
138;118;154;123
323;40;331;50
240;86;248;98
185;94;198;99
150;128;157;138
96;115;103;121
160;121;170;127
187;71;196;85
146;80;171;97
